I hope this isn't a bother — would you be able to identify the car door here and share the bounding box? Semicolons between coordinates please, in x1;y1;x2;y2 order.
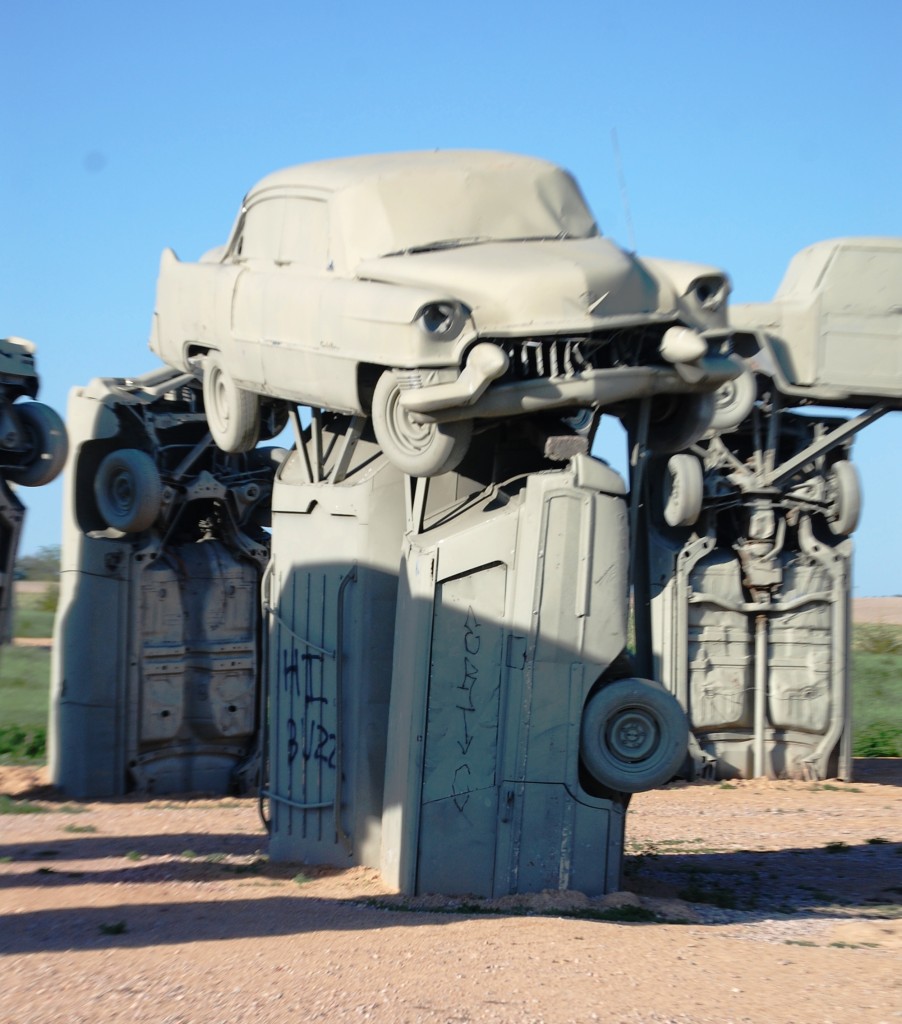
257;196;348;409
228;196;285;389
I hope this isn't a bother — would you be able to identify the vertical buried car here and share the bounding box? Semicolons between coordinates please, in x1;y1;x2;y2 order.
0;336;68;644
150;151;742;476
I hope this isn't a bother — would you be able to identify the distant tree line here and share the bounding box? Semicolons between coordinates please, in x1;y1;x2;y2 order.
15;544;61;581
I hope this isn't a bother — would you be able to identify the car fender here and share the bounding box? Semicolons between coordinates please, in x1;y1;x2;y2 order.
641;256;732;331
150;248;243;369
320;278;475;368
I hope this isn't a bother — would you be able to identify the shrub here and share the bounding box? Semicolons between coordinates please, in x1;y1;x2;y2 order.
0;725;46;760
853;724;902;758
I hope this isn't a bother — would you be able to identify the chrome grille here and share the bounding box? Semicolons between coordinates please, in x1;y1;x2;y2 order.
503;338;594;381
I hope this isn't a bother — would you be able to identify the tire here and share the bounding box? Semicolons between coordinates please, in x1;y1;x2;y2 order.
662;453;704;528
6;402;69;487
580;677;689;794
94;449;162;533
825;460;861;536
371;371;473;477
640;393;716;453
203;353;260;453
710;369;757;432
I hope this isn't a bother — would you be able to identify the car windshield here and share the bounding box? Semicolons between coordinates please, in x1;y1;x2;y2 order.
332;160;599;267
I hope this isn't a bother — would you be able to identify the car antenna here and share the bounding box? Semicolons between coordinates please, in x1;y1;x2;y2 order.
611;127;637;253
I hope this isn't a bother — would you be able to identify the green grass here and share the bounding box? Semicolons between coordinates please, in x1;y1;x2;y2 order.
0;725;46;759
0;647;51;726
12;608;55;639
852;649;902;756
0;794;49;814
12;587;58;637
0;645;51;760
852;623;902;655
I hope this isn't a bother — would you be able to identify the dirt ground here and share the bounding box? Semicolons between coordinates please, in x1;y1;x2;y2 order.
852;597;902;626
3;594;899;1022
2;759;900;1024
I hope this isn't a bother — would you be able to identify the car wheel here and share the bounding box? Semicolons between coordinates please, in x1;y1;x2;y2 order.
6;402;69;487
580;677;688;794
825;460;861;536
662;453;704;528
371;371;473;477
94;449;163;533
710;369;757;432
203;353;261;453
641;393;716;453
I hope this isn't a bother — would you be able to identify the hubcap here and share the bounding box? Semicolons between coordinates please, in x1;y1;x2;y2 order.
606;708;659;763
111;472;135;513
389;389;434;454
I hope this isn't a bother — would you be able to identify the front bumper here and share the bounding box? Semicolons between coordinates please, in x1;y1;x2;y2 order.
399;334;742;425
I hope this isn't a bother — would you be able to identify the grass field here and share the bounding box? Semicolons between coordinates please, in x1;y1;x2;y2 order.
12;587;58;639
0;646;51;759
1;615;900;763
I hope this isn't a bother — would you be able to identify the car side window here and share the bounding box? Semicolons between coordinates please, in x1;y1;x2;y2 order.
235;198;286;262
279;199;329;269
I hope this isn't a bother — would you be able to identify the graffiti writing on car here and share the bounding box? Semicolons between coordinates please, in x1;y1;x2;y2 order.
282;639;335;771
452;607;482;811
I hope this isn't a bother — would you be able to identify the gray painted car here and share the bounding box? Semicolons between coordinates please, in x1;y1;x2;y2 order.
150;151;740;475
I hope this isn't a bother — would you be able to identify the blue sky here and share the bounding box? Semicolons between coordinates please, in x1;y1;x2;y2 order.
2;0;901;593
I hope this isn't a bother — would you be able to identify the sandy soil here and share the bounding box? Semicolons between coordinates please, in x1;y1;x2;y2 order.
853;598;902;626
4;593;899;1021
2;761;900;1024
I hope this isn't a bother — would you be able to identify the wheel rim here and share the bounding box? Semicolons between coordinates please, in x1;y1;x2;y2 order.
605;707;660;764
580;677;689;792
711;369;756;432
385;385;436;456
110;471;137;516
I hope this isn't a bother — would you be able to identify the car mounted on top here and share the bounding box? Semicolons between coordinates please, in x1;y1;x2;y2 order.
150;150;744;475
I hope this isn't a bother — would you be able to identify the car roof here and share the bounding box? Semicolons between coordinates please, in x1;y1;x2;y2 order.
245;150;567;199
241;150;599;269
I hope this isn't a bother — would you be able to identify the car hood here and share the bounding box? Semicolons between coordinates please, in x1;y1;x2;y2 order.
355;237;673;335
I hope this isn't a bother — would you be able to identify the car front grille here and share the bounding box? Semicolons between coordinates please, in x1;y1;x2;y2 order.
496;326;668;383
504;338;592;380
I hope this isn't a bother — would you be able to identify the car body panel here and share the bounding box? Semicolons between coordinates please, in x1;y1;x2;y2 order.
356;237;664;335
731;237;902;405
150;150;738;425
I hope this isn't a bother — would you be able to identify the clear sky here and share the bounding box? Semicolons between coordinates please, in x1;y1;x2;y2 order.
2;0;901;594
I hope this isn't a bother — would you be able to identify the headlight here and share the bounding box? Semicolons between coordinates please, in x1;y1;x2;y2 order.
417;301;468;340
687;275;730;313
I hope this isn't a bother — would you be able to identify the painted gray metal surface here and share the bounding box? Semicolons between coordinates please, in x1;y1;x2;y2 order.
381;455;634;896
638;424;855;780
732;237;902;406
149;150;740;476
264;421;406;868
50;371;276;797
259;414;672;895
51;219;901;898
631;237;902;780
0;337;67;643
0;479;24;646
